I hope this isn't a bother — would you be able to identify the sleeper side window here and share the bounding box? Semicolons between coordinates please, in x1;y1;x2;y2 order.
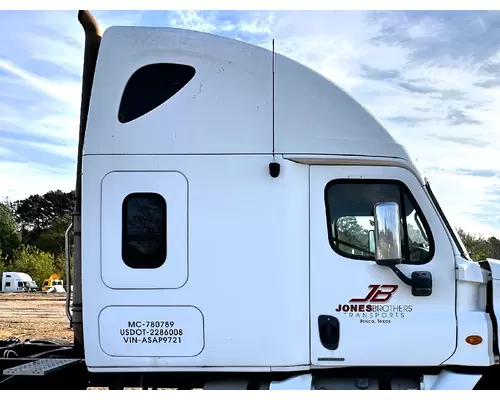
118;63;196;124
325;180;434;265
122;193;167;269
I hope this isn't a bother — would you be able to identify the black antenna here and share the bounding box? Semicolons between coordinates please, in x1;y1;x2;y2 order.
272;38;275;158
269;38;280;179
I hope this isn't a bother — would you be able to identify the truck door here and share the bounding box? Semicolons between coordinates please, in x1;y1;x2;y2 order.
310;165;457;366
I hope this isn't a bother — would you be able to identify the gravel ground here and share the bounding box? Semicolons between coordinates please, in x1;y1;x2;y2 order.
0;293;175;389
0;292;72;343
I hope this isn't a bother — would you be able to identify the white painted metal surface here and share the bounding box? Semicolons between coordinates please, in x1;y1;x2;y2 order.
83;156;310;370
101;171;188;289
309;165;457;366
446;256;492;366
270;374;313;390
84;26;413;162
79;23;500;377
422;370;482;390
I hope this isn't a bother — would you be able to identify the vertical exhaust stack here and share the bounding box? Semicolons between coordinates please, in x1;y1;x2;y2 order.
73;10;102;348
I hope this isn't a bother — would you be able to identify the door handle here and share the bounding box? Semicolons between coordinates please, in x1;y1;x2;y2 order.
318;315;340;351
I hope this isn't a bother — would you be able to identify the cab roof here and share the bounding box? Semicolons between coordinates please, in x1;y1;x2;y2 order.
84;26;413;163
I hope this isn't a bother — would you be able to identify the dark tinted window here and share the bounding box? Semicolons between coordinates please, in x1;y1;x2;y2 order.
122;193;167;269
118;63;196;123
325;180;434;264
5;282;10;287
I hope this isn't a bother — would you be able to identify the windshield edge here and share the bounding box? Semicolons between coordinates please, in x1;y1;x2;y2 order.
424;182;471;261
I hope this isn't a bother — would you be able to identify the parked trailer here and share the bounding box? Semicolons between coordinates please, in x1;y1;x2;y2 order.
1;10;500;390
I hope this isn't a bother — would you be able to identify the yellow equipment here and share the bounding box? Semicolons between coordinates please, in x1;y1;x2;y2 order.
41;274;64;292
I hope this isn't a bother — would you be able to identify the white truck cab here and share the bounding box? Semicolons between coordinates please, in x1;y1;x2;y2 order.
74;18;500;390
1;272;38;293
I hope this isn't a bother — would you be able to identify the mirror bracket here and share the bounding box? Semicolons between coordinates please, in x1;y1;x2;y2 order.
384;264;432;297
410;270;433;296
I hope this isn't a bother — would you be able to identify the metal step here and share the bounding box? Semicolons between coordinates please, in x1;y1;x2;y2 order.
3;358;81;376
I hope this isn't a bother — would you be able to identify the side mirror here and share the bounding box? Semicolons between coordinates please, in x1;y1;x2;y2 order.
373;201;402;266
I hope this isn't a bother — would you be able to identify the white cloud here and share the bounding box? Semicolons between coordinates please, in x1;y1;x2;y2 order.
0;10;499;239
0;160;75;201
0;59;80;106
229;11;500;237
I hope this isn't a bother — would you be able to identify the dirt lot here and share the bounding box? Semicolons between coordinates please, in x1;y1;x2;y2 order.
0;293;175;389
0;292;72;342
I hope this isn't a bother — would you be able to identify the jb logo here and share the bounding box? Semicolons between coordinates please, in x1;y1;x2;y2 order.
349;284;398;304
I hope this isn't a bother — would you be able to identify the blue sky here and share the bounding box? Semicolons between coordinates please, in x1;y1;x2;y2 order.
0;10;499;237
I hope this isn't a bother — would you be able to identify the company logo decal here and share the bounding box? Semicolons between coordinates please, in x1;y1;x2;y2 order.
335;284;413;324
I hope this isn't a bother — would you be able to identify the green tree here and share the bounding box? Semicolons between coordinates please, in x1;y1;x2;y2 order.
487;236;500;259
53;252;71;278
13;190;75;245
0;249;6;274
9;245;55;285
0;198;21;260
456;228;493;261
407;222;426;245
336;216;370;255
33;214;72;254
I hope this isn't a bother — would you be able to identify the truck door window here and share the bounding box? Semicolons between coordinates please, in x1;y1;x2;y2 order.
122;192;167;269
325;180;434;265
17;282;23;288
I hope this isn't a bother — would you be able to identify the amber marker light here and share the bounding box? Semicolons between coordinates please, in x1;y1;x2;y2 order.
466;335;483;345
